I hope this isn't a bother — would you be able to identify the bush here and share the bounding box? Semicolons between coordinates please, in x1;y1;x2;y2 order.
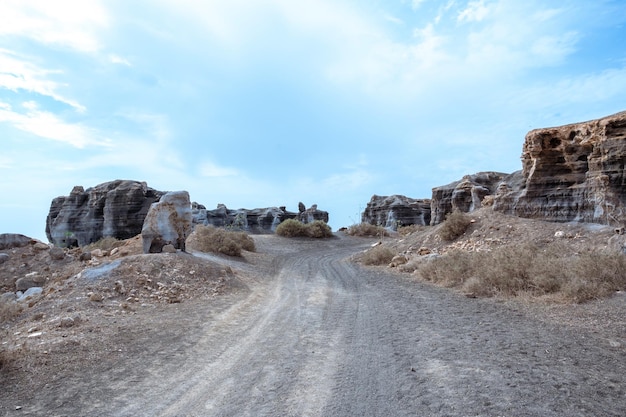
345;223;389;238
275;219;334;238
438;209;471;241
276;219;309;237
415;243;626;302
187;225;255;257
398;224;424;236
361;245;395;266
84;236;124;251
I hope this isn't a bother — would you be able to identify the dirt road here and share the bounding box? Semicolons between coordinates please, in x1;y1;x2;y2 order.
6;235;626;416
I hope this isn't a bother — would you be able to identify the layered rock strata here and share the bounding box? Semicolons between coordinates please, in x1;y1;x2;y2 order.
493;111;626;225
46;180;164;247
142;191;193;253
361;195;431;230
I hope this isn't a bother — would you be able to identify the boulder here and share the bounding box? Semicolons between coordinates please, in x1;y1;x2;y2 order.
16;272;44;291
142;191;193;253
493;111;626;225
0;253;9;264
362;195;431;230
49;247;65;261
0;234;33;250
430;172;508;225
46;180;164;247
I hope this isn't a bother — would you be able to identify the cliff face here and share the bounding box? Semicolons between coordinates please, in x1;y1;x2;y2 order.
361;195;431;230
46;180;164;247
493;111;626;225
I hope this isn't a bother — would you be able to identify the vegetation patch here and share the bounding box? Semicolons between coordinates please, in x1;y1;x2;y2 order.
415;243;626;302
84;237;124;252
345;223;389;238
361;245;395;266
438;209;472;241
187;225;256;257
275;219;333;238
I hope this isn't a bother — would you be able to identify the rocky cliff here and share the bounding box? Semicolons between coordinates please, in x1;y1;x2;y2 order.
430;172;510;225
493;111;626;225
361;195;431;230
46;180;164;247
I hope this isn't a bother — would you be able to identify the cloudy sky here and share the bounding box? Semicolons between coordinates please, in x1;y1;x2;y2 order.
1;0;625;240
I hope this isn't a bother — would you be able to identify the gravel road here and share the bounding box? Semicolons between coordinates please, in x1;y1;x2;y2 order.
8;235;626;416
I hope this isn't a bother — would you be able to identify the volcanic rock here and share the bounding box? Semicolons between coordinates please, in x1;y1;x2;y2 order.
362;195;431;230
298;204;330;224
493;111;626;225
0;234;33;250
142;191;193;253
430;172;509;225
46;180;164;247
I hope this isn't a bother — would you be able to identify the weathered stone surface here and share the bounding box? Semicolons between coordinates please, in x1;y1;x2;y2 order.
362;195;431;230
49;247;65;261
142;191;192;253
46;180;164;247
0;234;33;250
430;172;509;225
493;111;626;225
16;272;44;291
192;203;328;233
0;253;9;264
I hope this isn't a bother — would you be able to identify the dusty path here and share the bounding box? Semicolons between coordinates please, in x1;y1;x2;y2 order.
5;235;626;416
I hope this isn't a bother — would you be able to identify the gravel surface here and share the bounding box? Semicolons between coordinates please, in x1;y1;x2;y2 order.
2;235;626;416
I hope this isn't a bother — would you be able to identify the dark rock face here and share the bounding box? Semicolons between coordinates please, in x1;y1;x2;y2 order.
361;195;431;230
46;180;164;247
192;203;329;233
142;191;192;253
493;111;626;225
0;234;33;250
430;172;509;225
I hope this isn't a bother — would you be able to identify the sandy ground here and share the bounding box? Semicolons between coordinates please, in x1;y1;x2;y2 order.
1;225;626;416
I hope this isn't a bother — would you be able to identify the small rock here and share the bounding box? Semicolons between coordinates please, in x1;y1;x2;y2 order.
27;331;43;338
79;251;92;261
89;292;103;302
554;231;565;238
49;247;65;260
59;317;75;328
16;287;43;302
0;292;16;303
33;242;50;251
389;254;408;268
418;247;432;255
114;281;126;295
91;249;105;258
0;253;9;264
110;247;119;256
162;244;177;253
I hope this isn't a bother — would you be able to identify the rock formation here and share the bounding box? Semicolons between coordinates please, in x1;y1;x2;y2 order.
430;172;510;225
361;195;431;230
493;111;626;225
46;180;164;247
0;233;33;250
141;191;193;253
192;203;328;233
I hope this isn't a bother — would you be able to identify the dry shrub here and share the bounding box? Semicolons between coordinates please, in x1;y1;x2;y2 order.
276;219;308;237
276;219;333;238
0;302;21;324
84;236;124;251
438;209;471;241
188;225;255;257
398;224;424;236
361;246;395;266
306;221;333;238
346;223;389;238
415;243;626;302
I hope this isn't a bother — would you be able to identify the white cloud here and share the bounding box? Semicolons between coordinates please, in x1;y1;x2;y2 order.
412;0;427;10
458;0;491;23
0;101;105;148
109;54;132;66
0;48;86;112
0;0;108;52
198;162;240;178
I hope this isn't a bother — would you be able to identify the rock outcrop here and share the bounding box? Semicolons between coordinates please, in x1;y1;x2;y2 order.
46;180;164;247
430;172;510;225
361;195;431;230
142;191;193;253
493;111;626;225
192;203;328;233
0;234;33;250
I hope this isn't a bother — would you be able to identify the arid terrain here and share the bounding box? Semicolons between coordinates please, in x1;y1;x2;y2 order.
1;210;626;416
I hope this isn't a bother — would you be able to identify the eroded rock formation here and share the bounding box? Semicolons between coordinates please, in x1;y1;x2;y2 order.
361;195;431;230
430;172;510;225
493;111;626;225
142;191;192;253
46;180;164;247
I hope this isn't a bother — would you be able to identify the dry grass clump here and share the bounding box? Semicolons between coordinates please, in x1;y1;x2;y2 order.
84;236;124;251
438;209;472;241
345;223;389;238
415;242;626;302
187;225;255;257
0;302;21;324
361;245;395;266
275;219;333;238
398;224;425;236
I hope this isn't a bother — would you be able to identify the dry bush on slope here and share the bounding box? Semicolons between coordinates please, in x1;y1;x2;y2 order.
415;243;626;302
438;209;472;241
187;225;255;257
84;237;124;252
275;219;333;238
361;245;395;266
345;223;389;238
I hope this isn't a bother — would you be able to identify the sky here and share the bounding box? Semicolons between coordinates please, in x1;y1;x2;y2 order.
1;0;625;241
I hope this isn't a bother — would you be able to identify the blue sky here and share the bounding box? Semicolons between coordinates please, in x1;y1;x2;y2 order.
1;0;625;241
